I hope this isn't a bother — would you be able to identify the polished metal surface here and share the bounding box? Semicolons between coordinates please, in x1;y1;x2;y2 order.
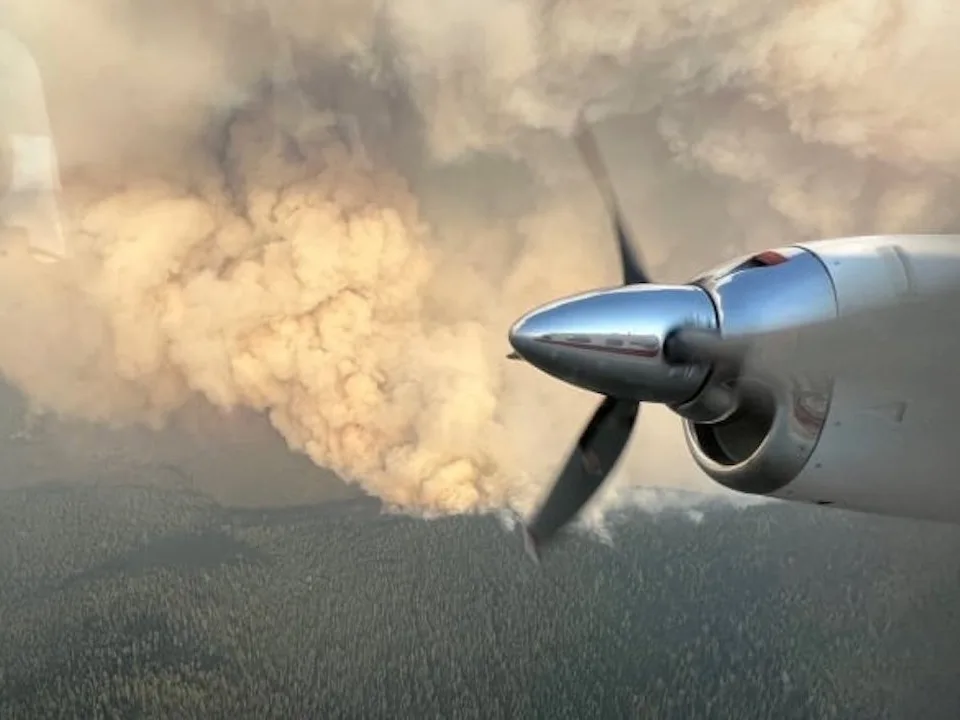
675;246;837;424
680;246;838;493
508;284;717;404
696;246;838;338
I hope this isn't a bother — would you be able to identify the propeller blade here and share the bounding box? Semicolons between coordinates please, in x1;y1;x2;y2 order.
525;396;640;555
573;121;649;285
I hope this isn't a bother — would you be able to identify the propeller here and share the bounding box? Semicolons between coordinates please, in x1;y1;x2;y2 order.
521;120;649;561
518;124;960;563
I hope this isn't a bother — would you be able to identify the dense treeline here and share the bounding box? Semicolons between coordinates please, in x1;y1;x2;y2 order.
1;485;958;719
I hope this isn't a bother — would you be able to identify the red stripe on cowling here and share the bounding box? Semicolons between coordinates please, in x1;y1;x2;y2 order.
753;250;787;266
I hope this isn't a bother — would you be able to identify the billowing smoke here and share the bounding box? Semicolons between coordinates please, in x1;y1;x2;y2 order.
1;0;958;519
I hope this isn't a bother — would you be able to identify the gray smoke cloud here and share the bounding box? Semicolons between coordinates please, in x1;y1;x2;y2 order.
1;0;957;521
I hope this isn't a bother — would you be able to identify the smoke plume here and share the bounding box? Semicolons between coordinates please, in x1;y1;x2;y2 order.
1;0;958;518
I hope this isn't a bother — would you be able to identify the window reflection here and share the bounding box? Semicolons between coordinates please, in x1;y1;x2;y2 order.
0;29;66;262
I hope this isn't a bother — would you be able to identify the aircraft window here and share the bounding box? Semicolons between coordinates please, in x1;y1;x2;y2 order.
605;338;624;347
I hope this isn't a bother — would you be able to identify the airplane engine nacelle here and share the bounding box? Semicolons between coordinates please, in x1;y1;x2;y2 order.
681;235;960;524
